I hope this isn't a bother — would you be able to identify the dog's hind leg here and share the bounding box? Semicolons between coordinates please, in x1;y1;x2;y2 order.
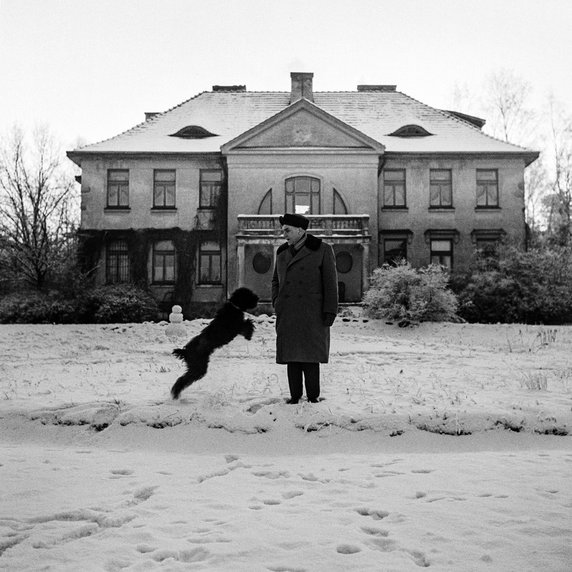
170;357;210;399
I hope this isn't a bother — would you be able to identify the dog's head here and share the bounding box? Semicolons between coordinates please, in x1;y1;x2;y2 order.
229;287;259;311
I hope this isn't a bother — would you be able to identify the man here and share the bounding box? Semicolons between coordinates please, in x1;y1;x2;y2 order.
271;213;338;404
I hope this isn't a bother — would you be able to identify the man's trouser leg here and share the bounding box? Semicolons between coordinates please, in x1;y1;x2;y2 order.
287;362;304;402
302;362;320;401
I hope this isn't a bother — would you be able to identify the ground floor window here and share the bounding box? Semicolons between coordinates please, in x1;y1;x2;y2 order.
152;240;176;283
430;239;453;269
383;238;407;265
106;239;130;283
198;241;221;284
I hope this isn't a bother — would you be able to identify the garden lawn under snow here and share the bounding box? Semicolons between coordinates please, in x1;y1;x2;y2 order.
0;314;571;571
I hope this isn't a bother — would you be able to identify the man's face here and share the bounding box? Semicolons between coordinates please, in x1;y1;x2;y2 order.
282;224;303;245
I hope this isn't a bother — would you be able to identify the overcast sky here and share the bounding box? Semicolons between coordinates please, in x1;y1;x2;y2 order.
1;0;571;149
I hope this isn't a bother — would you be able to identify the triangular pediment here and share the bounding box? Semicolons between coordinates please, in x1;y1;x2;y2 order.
221;99;384;153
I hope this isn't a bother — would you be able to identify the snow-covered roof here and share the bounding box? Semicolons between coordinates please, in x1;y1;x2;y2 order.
69;89;537;159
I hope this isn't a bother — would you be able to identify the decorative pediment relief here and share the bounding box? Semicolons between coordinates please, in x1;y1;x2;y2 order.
221;99;384;153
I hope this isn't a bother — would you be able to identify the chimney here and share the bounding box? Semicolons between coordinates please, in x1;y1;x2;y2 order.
290;72;314;103
145;112;160;121
357;85;396;92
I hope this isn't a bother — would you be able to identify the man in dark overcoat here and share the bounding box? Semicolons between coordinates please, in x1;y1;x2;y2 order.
271;213;338;403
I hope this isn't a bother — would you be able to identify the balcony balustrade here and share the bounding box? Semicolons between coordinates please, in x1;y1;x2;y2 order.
237;214;370;238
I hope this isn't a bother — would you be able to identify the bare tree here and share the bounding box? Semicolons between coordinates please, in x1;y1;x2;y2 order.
524;157;549;241
0;125;79;289
477;69;547;236
542;97;572;245
482;68;537;144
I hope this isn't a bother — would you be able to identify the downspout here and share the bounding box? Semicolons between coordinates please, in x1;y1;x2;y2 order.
218;155;229;299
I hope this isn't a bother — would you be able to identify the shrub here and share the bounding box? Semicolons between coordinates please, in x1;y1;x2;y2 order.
0;292;79;324
79;284;159;323
362;261;459;323
453;246;572;324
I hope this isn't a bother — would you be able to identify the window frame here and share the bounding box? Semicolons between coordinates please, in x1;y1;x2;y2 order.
152;240;176;284
382;169;407;209
198;240;222;285
430;239;453;269
105;239;130;283
199;170;223;209
107;169;130;209
285;176;321;215
429;169;453;209
153;169;176;209
383;237;408;265
476;169;499;208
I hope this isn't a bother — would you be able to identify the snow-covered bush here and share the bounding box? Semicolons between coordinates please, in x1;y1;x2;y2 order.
79;284;159;323
0;291;78;324
362;261;458;323
452;246;572;324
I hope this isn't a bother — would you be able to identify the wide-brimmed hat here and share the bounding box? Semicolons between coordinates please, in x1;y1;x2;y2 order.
278;213;309;230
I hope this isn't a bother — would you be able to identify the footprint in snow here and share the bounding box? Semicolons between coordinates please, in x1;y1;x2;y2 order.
355;508;389;520
337;544;362;554
109;469;134;477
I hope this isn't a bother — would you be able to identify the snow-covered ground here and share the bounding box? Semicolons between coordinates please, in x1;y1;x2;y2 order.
1;314;571;571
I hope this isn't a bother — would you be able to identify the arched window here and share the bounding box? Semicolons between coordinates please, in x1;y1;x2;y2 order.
285;176;320;214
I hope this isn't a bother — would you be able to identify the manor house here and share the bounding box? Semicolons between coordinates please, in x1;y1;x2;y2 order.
67;72;538;315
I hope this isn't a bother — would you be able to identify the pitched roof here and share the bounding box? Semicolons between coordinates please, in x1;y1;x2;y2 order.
70;89;537;159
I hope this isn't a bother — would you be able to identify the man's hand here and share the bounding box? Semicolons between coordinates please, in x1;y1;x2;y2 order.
322;312;336;327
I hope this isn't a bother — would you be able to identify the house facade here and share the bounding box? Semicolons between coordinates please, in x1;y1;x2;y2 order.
67;72;538;315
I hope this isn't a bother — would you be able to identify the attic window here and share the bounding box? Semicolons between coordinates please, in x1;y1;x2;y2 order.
389;125;432;137
170;126;218;139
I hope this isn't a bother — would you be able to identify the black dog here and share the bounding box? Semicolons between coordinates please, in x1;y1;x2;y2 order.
170;287;259;399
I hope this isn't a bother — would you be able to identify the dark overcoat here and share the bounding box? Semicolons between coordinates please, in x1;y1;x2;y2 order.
271;234;338;364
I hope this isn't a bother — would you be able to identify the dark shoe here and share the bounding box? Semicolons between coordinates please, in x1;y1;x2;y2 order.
286;398;299;404
308;398;319;403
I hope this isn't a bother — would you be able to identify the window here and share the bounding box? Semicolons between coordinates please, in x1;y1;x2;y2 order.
471;229;506;263
106;239;129;283
153;170;176;208
384;238;407;265
389;124;432;137
170;125;218;139
476;169;499;208
430;239;453;269
285;176;320;214
198;241;221;284
383;170;406;208
430;169;453;208
200;170;223;208
476;239;499;258
107;170;129;208
152;240;176;283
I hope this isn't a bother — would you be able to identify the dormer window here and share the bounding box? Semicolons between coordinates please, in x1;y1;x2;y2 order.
170;126;218;139
389;124;432;137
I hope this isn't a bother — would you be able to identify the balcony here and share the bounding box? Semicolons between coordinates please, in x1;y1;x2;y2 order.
237;214;370;240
